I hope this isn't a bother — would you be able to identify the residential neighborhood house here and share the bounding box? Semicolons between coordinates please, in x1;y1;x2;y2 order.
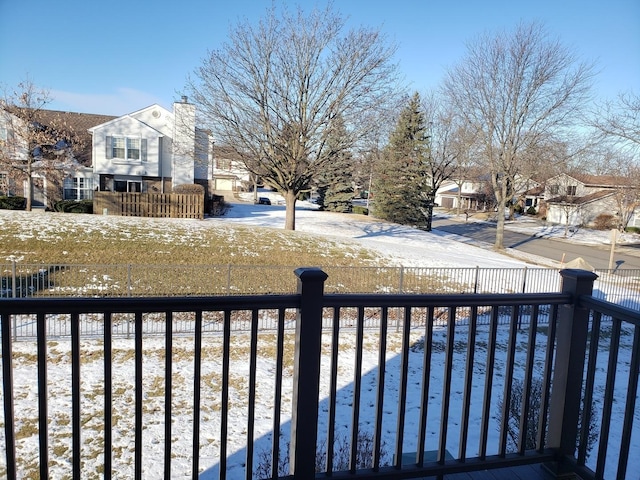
544;172;640;229
434;176;492;212
0;97;252;209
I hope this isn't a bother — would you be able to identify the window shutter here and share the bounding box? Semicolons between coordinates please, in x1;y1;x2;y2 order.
141;138;147;162
106;136;112;159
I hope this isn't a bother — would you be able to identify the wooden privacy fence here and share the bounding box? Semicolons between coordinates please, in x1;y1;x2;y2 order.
93;192;204;219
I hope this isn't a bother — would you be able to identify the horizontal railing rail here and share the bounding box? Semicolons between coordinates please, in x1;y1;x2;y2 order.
0;268;637;479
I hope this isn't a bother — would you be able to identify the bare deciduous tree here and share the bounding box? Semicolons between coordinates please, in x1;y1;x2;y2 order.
442;22;594;249
420;93;461;230
186;4;400;230
1;79;84;210
597;150;640;230
590;91;640;153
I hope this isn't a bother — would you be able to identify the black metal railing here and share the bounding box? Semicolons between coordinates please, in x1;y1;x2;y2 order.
0;268;637;479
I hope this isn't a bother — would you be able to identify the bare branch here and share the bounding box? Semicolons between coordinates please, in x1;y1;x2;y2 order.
186;4;401;229
442;21;595;248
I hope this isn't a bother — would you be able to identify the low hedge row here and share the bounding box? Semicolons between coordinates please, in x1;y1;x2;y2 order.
52;200;94;213
0;196;26;210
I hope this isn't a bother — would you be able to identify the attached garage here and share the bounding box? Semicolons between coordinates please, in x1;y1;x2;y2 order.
214;177;234;191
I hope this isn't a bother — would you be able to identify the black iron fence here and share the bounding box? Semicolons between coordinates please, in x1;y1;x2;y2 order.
1;268;638;479
2;262;639;307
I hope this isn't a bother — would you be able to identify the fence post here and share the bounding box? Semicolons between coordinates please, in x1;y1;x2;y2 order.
11;260;16;299
11;260;17;340
544;268;598;477
473;265;479;293
127;264;132;297
290;267;328;478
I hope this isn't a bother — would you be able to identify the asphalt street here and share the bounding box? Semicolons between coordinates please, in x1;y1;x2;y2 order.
431;217;640;270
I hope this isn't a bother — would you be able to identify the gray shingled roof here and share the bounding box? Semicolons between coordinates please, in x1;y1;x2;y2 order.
32;109;117;166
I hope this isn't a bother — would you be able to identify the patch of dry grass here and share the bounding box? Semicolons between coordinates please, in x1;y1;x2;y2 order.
0;211;378;266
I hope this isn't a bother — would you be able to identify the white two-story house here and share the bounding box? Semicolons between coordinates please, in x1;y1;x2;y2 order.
89;97;209;195
89;97;253;199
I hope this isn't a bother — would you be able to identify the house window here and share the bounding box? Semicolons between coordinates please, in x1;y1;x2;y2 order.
566;185;577;196
112;137;125;158
107;136;147;161
549;185;559;195
216;157;232;170
127;138;140;160
64;177;94;200
0;126;8;141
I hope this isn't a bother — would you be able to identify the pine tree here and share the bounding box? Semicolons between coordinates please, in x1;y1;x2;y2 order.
373;93;431;228
315;117;354;213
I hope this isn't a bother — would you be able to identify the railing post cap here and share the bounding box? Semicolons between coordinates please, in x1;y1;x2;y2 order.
294;267;328;281
559;268;599;281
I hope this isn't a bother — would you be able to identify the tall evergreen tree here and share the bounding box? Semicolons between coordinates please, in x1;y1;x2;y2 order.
373;93;431;228
315;116;354;212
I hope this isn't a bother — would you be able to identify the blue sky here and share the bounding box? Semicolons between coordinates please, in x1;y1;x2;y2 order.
1;0;638;116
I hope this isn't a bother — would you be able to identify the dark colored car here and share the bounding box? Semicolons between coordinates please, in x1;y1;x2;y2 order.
257;197;271;205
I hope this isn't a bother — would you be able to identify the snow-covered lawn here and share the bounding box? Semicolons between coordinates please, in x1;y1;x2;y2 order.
1;203;638;479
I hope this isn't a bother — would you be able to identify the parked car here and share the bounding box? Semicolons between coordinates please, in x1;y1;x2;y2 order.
257;197;271;205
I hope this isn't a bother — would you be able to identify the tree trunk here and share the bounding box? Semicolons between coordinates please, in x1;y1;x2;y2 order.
494;191;507;250
424;193;436;232
285;190;297;230
25;166;33;212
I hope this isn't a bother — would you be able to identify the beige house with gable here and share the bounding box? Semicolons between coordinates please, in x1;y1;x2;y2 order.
544;173;640;228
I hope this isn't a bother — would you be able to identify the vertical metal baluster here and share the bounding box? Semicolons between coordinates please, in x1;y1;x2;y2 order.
373;307;388;471
417;306;434;466
538;304;558;453
245;309;259;479
459;305;478;460
71;312;82;478
164;311;173;479
498;305;519;456
349;307;365;473
326;307;340;474
616;322;640;479
37;312;50;479
104;311;113;480
219;310;231;478
134;311;143;480
438;307;456;463
192;310;202;479
595;319;621;479
578;310;600;463
1;312;16;480
271;308;286;478
479;305;499;459
518;305;539;453
394;306;412;467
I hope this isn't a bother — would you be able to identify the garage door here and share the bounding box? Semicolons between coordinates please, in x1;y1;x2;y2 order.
215;178;233;191
441;197;454;208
